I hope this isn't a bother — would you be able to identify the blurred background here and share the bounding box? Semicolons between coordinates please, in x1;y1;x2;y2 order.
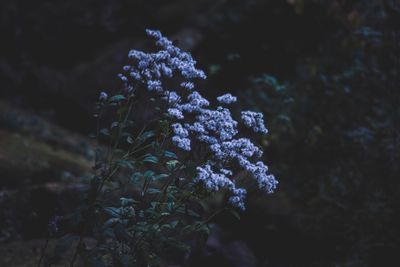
0;0;399;266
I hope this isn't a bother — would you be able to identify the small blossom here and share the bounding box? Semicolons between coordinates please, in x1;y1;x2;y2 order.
217;93;237;104
164;91;181;105
118;73;128;82
168;108;184;119
123;65;131;71
181;82;195;90
130;71;141;80
172;136;191;151
171;123;188;137
241;111;268;134
99;91;108;101
229;188;247;210
195;165;234;191
147;80;162;92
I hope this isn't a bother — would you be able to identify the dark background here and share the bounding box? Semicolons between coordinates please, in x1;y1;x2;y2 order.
0;0;399;266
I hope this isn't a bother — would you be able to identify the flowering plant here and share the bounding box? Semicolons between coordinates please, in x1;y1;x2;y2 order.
39;29;277;267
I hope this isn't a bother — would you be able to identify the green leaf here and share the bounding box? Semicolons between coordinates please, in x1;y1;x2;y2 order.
110;121;119;129
108;94;126;103
103;218;120;228
129;172;142;184
99;128;110;136
164;150;177;159
153;173;169;180
143;170;155;180
115;159;135;169
147;188;161;194
140;131;155;141
126;136;134;144
120;197;137;206
104;207;121;218
143;154;158;164
166;160;179;171
169;220;179;228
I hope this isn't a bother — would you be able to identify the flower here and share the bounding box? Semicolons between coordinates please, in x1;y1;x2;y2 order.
99;91;108;101
172;136;191;151
168;108;184;119
217;93;237;104
241;111;269;134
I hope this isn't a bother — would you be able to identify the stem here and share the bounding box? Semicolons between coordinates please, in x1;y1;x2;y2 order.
37;232;50;267
70;235;83;267
70;92;135;266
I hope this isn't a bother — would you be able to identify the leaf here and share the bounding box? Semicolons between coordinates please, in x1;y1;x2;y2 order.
161;223;172;230
99;128;110;136
120;197;137;206
153;173;169;180
110;121;119;129
147;188;161;194
143;170;155;181
103;218;120;228
130;172;142;184
163;150;177;159
126;136;134;144
169;220;179;228
140;131;156;141
115;159;135;169
108;94;126;103
166;160;179;171
104;207;121;218
143;154;158;164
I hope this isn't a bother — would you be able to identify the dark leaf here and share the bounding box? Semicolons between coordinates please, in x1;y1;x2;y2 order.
108;94;126;103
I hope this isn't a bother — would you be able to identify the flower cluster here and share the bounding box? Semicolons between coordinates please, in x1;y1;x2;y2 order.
241;111;269;134
171;91;277;209
171;123;191;151
116;29;277;210
120;29;206;93
216;93;237;104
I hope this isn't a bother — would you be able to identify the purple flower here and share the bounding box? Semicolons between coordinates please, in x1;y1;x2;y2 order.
168;108;184;119
241;111;268;134
99;91;108;101
217;93;237;104
147;80;162;92
172;136;191;151
181;82;195;90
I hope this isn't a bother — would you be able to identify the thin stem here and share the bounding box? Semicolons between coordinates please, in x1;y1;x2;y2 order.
37;232;50;267
70;92;135;266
